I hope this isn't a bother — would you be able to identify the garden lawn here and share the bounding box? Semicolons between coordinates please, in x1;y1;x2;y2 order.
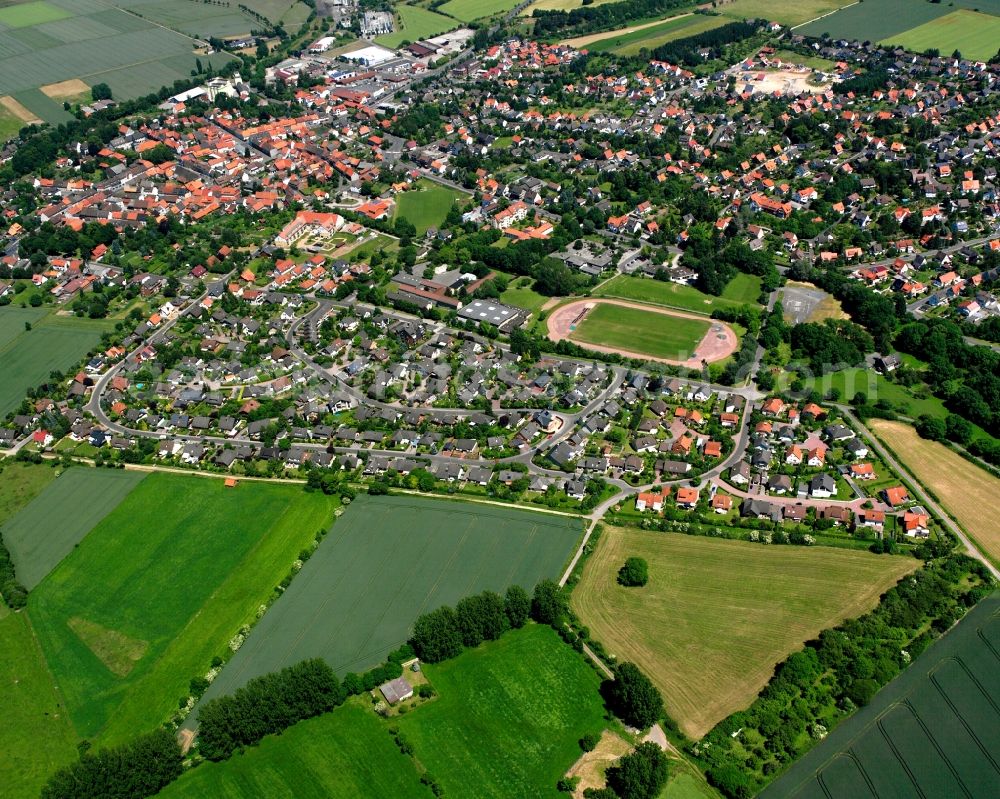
879;10;1000;61
438;0;521;21
0;461;56;527
376;4;455;48
29;473;338;745
501;278;549;318
0;613;78;799
397;624;607;798
572;527;918;738
393;182;463;235
2;467;145;590
572;303;709;360
191;494;583;718
159;702;432;798
595;274;756;315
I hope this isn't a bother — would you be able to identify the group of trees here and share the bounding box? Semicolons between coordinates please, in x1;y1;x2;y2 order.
601;662;665;730
698;553;992;796
197;658;345;760
789;318;874;373
531;0;688;38
410;584;535;663
584;742;669;799
645;19;765;67
0;531;27;609
616;556;648;587
41;729;182;799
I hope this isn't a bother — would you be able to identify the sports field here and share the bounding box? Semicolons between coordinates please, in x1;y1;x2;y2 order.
397;624;607;798
595;274;760;315
0;0;235;120
572;527;919;738
571;302;711;360
587;14;729;55
160;702;433;798
0;613;78;799
376;4;455;48
879;10;1000;61
29;473;338;744
870;419;1000;567
0;310;109;416
1;467;145;590
763;590;1000;798
393;182;463;235
192;495;583;716
438;0;520;22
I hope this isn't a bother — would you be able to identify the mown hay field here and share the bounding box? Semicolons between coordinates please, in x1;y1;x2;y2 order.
572;527;919;738
870;419;1000;567
879;9;1000;61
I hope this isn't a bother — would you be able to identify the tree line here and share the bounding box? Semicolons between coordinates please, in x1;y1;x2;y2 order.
41;729;182;799
0;531;27;609
531;0;689;38
197;658;345;760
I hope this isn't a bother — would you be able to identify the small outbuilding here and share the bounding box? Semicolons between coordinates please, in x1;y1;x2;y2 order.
379;676;414;705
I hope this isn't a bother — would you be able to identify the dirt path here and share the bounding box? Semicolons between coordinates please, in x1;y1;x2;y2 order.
546;298;739;368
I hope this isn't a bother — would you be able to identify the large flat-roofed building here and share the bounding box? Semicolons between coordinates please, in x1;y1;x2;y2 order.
457;299;524;332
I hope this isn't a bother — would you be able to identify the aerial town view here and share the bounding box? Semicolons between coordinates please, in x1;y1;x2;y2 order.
1;0;999;797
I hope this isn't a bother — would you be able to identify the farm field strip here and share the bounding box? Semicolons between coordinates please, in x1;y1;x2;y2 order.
796;0;951;41
572;527;919;738
718;0;853;28
869;419;1000;567
437;0;521;22
0;311;108;416
763;591;1000;798
1;467;145;590
0;613;79;799
588;14;728;55
0;463;56;528
28;474;338;744
376;4;456;48
878;9;1000;62
191;494;583;717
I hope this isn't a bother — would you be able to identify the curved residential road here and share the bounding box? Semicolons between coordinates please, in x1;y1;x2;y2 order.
841;407;1000;580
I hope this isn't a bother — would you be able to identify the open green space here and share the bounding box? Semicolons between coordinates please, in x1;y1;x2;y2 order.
29;473;338;745
193;494;583;716
572;302;710;361
393;182;464;235
879;9;1000;61
771;48;837;71
0;1;70;28
438;0;521;22
376;4;456;48
1;467;145;590
800;367;954;420
0;462;55;526
160;702;433;798
397;623;607;798
572;527;919;738
588;13;728;55
0;613;78;799
763;590;1000;798
595;274;758;315
0;310;109;416
500;278;549;318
